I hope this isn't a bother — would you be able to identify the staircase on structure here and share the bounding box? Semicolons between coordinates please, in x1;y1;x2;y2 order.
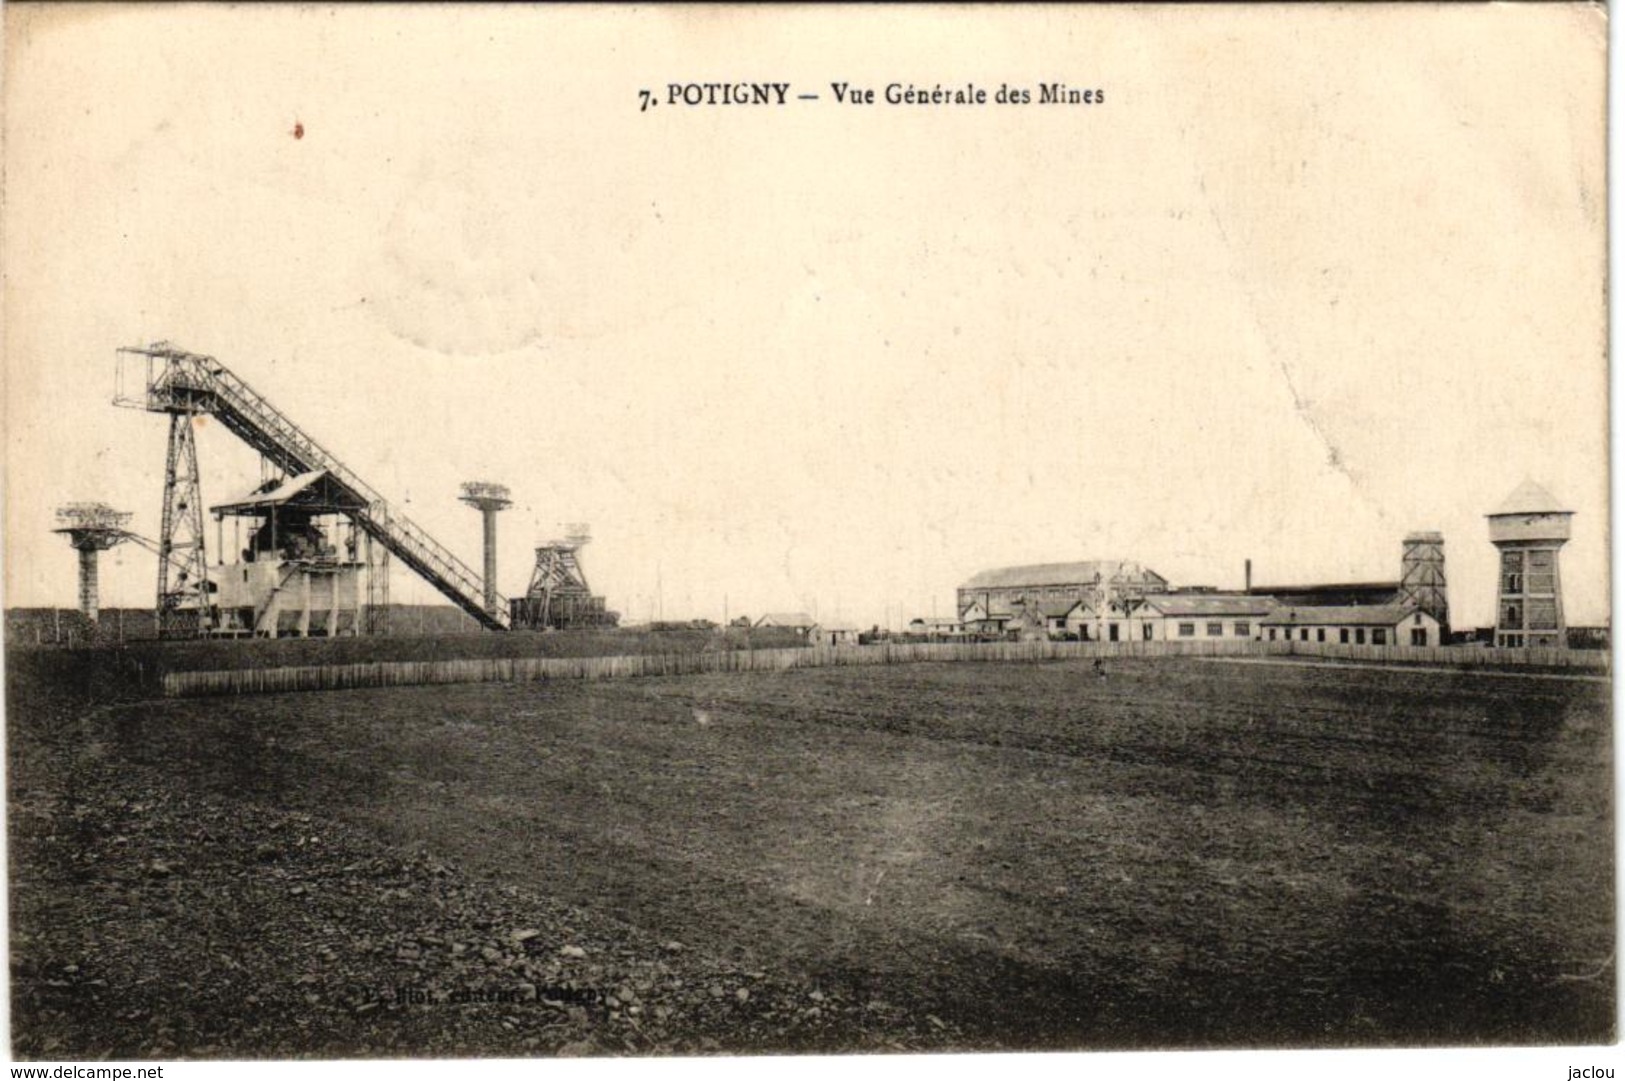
117;343;510;631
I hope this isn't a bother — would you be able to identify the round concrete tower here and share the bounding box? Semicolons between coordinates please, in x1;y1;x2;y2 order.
1486;480;1573;648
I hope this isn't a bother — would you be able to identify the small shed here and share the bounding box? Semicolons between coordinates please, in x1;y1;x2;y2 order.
755;612;819;638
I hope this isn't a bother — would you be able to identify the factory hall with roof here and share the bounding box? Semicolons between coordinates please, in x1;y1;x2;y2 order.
932;482;1576;650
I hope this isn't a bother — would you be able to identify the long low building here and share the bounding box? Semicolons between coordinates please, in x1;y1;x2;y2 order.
1261;604;1443;647
1138;593;1279;642
963;591;1276;642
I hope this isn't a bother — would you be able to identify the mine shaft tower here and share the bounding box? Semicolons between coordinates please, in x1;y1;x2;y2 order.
1395;530;1449;637
115;342;510;636
511;524;618;631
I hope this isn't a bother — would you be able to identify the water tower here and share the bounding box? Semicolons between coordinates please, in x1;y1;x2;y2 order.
459;482;511;619
53;503;133;624
1486;480;1573;648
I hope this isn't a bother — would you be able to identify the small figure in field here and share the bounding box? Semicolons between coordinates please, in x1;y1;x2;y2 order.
1093;658;1106;680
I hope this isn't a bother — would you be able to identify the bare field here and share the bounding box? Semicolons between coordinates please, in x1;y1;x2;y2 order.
9;657;1613;1054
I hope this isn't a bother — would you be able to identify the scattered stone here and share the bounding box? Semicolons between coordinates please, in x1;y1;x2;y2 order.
559;945;588;959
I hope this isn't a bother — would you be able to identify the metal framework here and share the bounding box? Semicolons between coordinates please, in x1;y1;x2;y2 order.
156;410;213;637
1395;531;1448;633
511;525;617;630
115;342;509;632
364;531;391;635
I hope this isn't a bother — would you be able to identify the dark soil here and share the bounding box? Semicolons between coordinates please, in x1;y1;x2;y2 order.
8;654;1613;1057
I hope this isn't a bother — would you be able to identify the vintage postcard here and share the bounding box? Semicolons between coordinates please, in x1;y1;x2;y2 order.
1;4;1612;1078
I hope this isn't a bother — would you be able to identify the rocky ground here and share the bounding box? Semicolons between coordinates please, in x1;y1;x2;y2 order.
10;650;1612;1058
8;670;972;1059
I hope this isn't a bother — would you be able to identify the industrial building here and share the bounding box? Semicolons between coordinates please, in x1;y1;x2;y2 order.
981;592;1274;643
1261;605;1443;647
756;612;819;638
209;471;368;637
49;341;1577;658
1245;581;1399;608
1486;480;1573;648
957;561;1169;627
81;343;618;639
953;532;1453;646
814;624;862;646
1137;593;1278;642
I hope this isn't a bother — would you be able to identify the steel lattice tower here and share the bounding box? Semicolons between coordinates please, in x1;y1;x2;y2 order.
513;524;615;630
115;342;511;631
156;410;212;637
1395;531;1449;635
364;530;391;636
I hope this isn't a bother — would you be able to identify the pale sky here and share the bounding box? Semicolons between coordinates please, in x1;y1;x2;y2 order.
4;4;1609;630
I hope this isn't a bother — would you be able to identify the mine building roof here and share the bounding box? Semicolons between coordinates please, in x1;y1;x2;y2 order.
1261;604;1428;626
960;560;1165;591
210;470;367;516
756;612;817;629
1143;593;1278;618
1247;582;1398;606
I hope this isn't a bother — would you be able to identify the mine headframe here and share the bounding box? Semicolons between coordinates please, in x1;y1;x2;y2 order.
510;532;617;631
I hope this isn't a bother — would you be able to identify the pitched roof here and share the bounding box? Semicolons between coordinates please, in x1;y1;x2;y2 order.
1490;479;1570;516
960;560;1164;590
1261;604;1425;626
1144;593;1277;617
756;612;816;628
210;470;366;514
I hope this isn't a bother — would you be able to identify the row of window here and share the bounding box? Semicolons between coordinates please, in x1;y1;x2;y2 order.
1264;626;1419;645
1044;618;1429;646
1175;622;1251;637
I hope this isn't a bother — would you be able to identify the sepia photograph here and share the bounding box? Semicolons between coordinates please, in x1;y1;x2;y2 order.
1;3;1614;1074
